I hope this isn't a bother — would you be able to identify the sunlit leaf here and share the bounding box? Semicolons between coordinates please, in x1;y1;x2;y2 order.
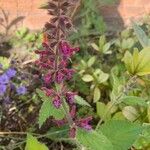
93;87;101;102
82;74;94;82
98;120;143;150
25;134;48;150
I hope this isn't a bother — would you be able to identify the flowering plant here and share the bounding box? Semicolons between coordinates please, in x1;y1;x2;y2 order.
35;0;92;138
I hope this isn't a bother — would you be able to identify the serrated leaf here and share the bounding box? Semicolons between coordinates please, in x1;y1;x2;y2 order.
38;99;65;127
25;134;48;150
93;87;101;102
76;128;113;150
36;89;49;101
98;120;143;150
82;74;94;82
120;96;147;107
74;95;91;107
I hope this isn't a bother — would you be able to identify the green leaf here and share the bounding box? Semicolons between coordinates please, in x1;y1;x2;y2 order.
74;95;91;107
103;43;111;53
112;112;125;120
98;71;109;83
99;35;106;49
120;96;147;107
36;89;49;101
82;74;94;82
38;99;65;128
122;106;139;121
91;43;99;51
98;120;143;150
96;102;111;121
123;48;150;76
93;87;101;102
87;56;96;67
132;21;150;48
136;47;150;76
25;134;48;150
76;128;113;150
0;57;10;70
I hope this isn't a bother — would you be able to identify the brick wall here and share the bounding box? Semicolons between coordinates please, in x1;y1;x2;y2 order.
0;0;150;31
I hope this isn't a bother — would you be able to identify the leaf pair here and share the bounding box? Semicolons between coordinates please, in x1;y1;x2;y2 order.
123;48;150;76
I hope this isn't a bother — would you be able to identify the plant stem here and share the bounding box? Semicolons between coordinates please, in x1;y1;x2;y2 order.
62;98;74;126
96;75;137;130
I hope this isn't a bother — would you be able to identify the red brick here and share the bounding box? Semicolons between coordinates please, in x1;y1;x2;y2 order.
0;0;150;31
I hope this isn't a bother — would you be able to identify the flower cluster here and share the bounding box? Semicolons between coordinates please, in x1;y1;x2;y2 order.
35;0;92;138
0;64;27;96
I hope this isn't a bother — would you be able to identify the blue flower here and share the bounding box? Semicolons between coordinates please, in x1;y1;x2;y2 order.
0;74;9;84
6;68;16;78
16;86;27;95
0;84;7;96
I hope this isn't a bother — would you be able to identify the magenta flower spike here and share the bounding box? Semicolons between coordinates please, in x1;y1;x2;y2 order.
35;0;92;138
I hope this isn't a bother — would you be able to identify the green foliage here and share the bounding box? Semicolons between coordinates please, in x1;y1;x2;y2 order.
98;120;143;150
0;57;10;69
25;134;48;150
11;27;42;51
123;47;150;76
91;35;113;54
77;120;143;150
76;128;113;150
120;96;148;107
70;0;107;48
38;90;65;127
132;21;150;48
74;95;91;107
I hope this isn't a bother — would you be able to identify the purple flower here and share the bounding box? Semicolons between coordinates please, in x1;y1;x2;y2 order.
0;74;9;84
16;86;27;95
66;92;76;104
56;72;64;83
44;73;52;84
6;68;16;78
0;84;7;96
53;96;62;109
77;116;92;131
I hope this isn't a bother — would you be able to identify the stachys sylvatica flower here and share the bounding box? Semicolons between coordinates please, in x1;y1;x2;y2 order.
35;0;92;138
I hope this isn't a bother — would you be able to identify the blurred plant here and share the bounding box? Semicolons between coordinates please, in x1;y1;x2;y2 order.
11;27;42;52
91;35;114;55
0;8;24;36
0;63;27;98
76;56;109;102
69;0;106;48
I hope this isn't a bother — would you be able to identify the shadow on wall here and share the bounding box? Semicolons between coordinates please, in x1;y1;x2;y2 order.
100;0;124;32
0;8;25;57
